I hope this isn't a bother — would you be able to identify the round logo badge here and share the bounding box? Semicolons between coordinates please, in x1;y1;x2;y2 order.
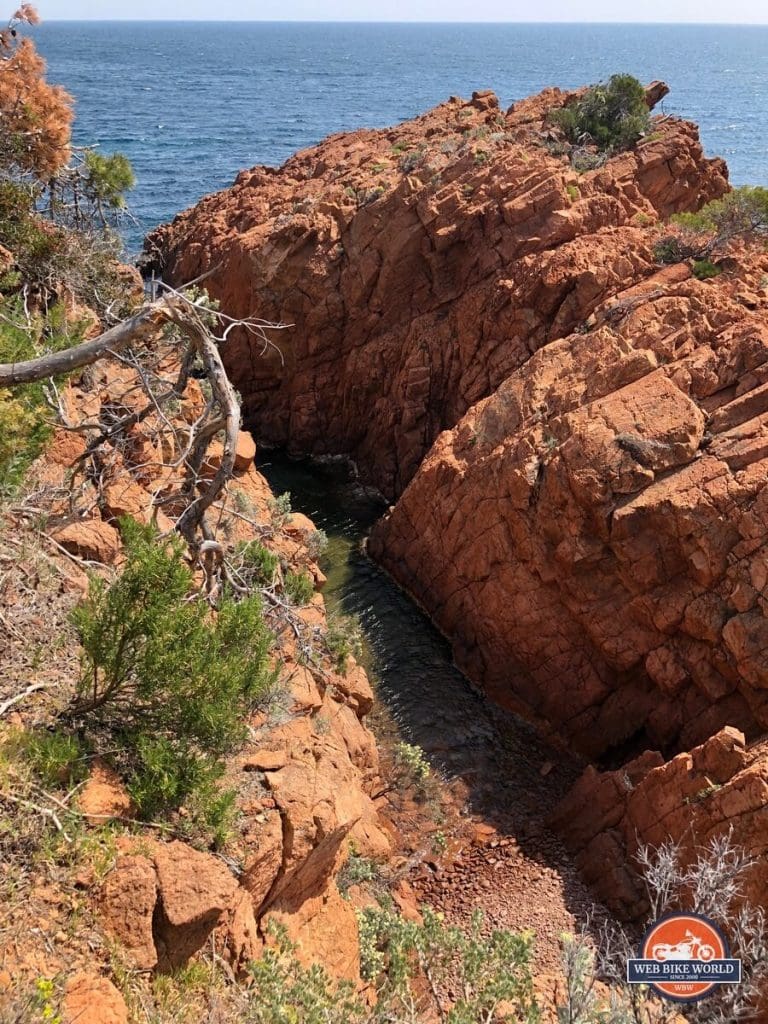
640;912;728;1001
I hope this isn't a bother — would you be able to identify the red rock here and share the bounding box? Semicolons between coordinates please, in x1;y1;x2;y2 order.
52;519;120;565
62;972;128;1024
369;255;768;758
152;840;238;971
242;749;289;772
233;430;256;472
550;729;768;923
98;855;158;970
77;759;134;822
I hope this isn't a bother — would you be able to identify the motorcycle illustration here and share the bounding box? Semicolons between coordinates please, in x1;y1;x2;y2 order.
651;931;716;962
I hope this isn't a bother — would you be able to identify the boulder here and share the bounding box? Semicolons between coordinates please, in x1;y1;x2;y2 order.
52;519;120;565
62;972;128;1024
152;841;239;971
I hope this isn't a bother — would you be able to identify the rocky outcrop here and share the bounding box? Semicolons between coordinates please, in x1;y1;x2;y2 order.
370;246;768;759
549;728;768;922
8;334;390;994
147;84;727;498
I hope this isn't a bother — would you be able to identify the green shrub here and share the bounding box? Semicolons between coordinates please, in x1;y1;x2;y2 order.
268;491;292;526
653;233;688;264
283;570;314;606
337;852;379;894
549;74;650;153
247;924;365;1023
392;741;431;788
692;258;722;280
0;296;87;495
82;151;135;213
305;529;328;562
70;519;275;818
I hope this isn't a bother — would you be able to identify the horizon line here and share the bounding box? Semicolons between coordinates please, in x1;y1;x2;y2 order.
39;17;768;25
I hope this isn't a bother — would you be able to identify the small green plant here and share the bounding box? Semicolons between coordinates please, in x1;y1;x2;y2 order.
15;729;88;788
653;234;689;264
283;570;314;606
566;183;580;203
370;161;389;173
237;540;279;587
70;519;275;819
431;830;447;855
632;211;653;226
0;296;87;495
358;906;539;1023
549;74;651;153
338;851;379;894
692;258;722;280
32;978;62;1024
325;612;363;674
246;922;365;1024
400;147;427;174
305;529;328;562
268;491;292;526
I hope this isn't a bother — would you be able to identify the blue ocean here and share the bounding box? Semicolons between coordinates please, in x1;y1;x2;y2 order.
32;21;768;252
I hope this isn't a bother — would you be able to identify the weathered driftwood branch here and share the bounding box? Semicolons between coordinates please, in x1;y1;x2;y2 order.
1;291;285;565
0;302;169;385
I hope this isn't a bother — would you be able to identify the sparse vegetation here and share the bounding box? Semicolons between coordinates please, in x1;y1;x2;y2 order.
237;539;280;587
337;850;379;894
283;569;314;606
655;187;768;267
268;490;292;525
325;611;363;673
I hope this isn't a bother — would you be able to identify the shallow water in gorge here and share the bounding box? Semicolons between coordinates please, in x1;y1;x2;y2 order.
257;451;585;826
258;452;611;964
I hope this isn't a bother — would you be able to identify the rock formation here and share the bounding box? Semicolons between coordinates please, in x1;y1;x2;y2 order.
370;245;768;760
146;84;768;978
147;84;728;498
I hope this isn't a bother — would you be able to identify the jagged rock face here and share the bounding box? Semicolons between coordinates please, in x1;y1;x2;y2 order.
147;85;727;498
369;248;768;760
548;728;768;923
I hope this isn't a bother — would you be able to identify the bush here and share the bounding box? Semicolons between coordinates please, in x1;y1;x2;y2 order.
653;233;689;265
672;185;768;241
692;258;722;280
337;851;379;894
359;906;538;1023
70;519;276;817
549;74;650;153
0;295;88;495
284;570;314;606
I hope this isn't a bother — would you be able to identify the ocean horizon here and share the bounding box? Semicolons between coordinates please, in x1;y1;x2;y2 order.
32;20;768;251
